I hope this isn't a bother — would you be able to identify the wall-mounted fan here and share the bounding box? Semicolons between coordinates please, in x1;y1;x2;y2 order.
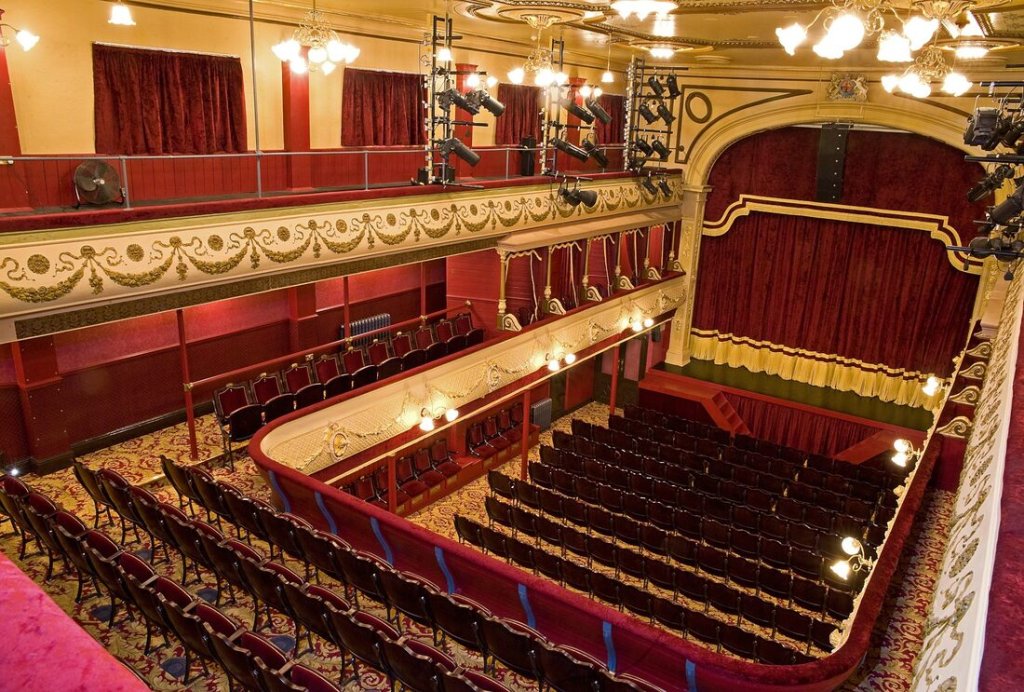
73;159;126;207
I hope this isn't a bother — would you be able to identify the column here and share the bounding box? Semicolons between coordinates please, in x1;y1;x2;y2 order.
11;336;70;469
665;185;711;367
282;60;312;189
287;284;318;352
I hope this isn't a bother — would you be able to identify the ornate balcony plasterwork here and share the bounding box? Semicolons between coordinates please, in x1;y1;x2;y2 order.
258;275;687;476
0;175;683;342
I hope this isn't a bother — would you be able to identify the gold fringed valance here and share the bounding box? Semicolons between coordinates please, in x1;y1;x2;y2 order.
688;329;938;409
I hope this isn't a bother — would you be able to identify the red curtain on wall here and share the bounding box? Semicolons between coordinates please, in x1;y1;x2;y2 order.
594;94;625;145
692;213;978;376
724;393;881;457
341;69;426;147
495;84;542;146
93;45;247;155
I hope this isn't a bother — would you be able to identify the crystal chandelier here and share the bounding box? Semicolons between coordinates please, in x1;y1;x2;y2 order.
611;1;678;20
271;2;359;75
881;45;971;97
775;0;977;63
508;30;567;87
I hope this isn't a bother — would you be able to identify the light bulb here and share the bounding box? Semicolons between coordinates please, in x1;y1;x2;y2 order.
547;358;561;372
881;74;900;93
648;46;674;59
14;29;39;51
308;45;328;64
321;61;336;76
841;537;861;556
903;16;939;51
580;85;593;98
923;376;941;396
109;3;136;26
892;451;909;468
601;70;614;84
643;318;654;328
812;38;844;60
508;68;525;85
289;57;308;75
828;12;865;51
593;87;603;97
419;415;435;432
535;68;555;87
830;559;852;580
9;467;19;477
554;71;569;86
272;40;301;62
564;353;577;365
437;47;453;63
899;72;923;93
465;73;481;89
877;31;912;63
630;320;642;333
942;72;972;97
486;75;498;88
894;438;911;453
343;45;360;64
654;14;675;38
445;408;459;422
910;80;932;99
956;44;988;60
776;23;808;55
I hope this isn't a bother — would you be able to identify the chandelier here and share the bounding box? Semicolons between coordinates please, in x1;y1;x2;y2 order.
508;31;568;87
881;44;971;97
271;2;359;75
611;1;678;20
775;0;980;63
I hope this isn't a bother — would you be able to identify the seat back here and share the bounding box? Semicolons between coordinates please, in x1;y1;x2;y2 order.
342;349;367;373
391;333;413;357
213;383;250;421
367;340;391;365
251;373;282;405
351;364;378;389
314;354;341;383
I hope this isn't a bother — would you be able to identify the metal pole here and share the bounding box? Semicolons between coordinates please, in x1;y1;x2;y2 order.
519;389;532;481
363;151;369;190
343;276;351;343
608;343;621;418
248;0;263;198
177;309;199;461
387;456;397;513
420;263;428;315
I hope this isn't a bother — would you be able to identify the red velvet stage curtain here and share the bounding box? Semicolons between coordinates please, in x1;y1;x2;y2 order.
594;94;625;144
724;393;880;457
692;213;978;376
341;69;426;147
703;127;987;235
495;84;542;146
93;44;247;155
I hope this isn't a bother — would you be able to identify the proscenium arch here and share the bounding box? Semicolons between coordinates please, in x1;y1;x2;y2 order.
683;98;973;189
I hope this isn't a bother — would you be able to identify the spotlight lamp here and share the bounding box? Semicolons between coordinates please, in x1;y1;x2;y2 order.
419;406;460;431
641;175;659;195
657;177;673;197
559;97;596;125
651;139;670;161
638;101;659;125
656;102;675;126
440;137;481;166
442;88;480;115
0;11;39;51
586;97;613;125
665;74;681;99
473;90;506;117
647;75;666;97
830;536;875;581
967;165;1015;204
560;179;599;208
552;137;592;163
582;137;610;168
633;138;655;157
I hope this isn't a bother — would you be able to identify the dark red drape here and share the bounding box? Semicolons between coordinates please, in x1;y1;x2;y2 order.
495;84;542;146
594;94;625;145
93;44;247;155
724;393;881;457
692;213;978;376
703;127;987;236
341;69;426;147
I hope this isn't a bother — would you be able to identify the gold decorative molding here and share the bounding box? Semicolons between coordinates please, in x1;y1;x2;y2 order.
936;416;973;440
259;276;688;476
0;175;683;343
702;195;980;274
960;362;988;381
948;386;982;407
965;341;993;361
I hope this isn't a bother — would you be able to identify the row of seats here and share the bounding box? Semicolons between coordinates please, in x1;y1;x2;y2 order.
456;515;830;664
621;405;903;488
466;405;525;458
493;472;858;604
341;439;462;510
529;455;885;562
154;457;664;692
622;404;734;445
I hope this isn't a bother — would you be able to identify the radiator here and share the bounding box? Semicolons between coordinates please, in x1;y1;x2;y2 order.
343;313;392;348
531;398;553;430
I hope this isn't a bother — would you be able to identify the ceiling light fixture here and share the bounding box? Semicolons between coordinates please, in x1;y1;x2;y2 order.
611;1;678;20
109;1;136;26
508;28;567;87
602;37;615;83
881;45;971;98
271;1;359;75
0;10;39;51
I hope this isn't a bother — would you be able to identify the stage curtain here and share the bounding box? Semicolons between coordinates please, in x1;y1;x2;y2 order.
594;94;625;144
691;329;937;408
341;69;426;146
93;44;247;155
692;212;978;378
495;84;542;146
724;393;881;457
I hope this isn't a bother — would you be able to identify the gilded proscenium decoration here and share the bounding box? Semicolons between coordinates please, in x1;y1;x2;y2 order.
257;277;687;476
0;176;684;331
911;274;1023;691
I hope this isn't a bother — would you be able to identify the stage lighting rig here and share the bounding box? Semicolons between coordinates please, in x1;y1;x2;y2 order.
968;165;1015;203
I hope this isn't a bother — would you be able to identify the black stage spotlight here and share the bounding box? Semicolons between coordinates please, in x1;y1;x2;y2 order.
633;138;654;156
442;88;480;115
477;91;506;117
989;185;1024;225
440;137;481;166
582;138;609;167
647;75;665;97
651;139;670;161
561;184;582;207
642;175;659;195
666;74;681;99
559;97;596;125
586;97;612;125
1001;119;1024;147
638;102;658;124
658;177;673;197
967;165;1014;203
552;137;591;162
577;188;599;207
657;102;675;126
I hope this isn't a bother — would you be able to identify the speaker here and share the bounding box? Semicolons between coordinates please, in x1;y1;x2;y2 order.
815;124;849;203
531;398;553;430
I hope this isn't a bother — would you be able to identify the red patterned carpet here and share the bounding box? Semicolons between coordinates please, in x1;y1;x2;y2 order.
0;405;953;690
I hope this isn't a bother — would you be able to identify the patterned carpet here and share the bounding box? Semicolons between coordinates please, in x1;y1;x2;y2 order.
0;404;953;690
